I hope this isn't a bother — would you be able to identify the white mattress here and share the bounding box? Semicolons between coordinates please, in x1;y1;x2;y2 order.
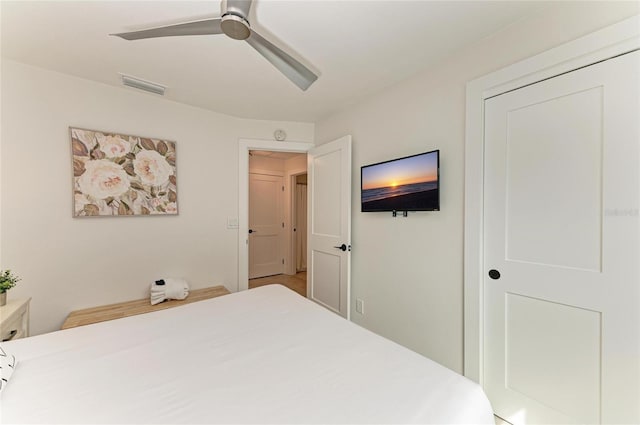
2;285;493;424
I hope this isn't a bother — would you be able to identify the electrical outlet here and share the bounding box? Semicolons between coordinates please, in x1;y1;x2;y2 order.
356;298;364;315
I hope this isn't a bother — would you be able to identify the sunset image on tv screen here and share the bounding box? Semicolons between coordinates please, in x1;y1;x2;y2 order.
361;150;439;211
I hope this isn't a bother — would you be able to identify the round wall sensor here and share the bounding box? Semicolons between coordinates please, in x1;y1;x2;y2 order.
274;129;287;141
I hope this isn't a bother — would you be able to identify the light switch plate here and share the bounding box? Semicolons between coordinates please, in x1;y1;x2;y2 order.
227;217;239;229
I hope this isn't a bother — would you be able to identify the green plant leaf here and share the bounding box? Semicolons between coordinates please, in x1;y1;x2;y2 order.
0;269;20;292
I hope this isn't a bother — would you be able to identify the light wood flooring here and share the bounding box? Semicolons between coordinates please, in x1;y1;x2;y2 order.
249;271;307;297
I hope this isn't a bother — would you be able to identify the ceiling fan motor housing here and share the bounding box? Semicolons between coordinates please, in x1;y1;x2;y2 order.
221;14;250;40
220;0;251;40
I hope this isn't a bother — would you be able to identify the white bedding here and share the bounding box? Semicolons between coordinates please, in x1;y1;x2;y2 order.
2;285;493;424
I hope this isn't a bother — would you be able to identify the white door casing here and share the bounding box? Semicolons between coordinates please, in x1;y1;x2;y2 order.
307;136;352;318
464;16;640;384
248;173;284;279
238;139;314;292
483;50;639;424
295;180;308;272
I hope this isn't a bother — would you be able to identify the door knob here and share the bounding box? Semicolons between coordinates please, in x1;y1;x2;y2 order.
248;229;256;234
334;244;348;252
488;269;501;280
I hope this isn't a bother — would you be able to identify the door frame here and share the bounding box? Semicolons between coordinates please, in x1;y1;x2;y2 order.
287;170;308;275
463;16;639;384
239;139;314;292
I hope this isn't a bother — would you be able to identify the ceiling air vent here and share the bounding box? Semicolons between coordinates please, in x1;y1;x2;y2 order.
120;74;166;96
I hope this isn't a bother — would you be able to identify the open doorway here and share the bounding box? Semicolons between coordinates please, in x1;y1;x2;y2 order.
247;150;307;297
294;173;307;273
238;139;313;294
239;136;352;317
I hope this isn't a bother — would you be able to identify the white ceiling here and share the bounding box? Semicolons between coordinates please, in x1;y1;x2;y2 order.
1;1;550;122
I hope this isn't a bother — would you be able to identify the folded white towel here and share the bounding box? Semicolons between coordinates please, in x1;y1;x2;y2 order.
150;278;189;305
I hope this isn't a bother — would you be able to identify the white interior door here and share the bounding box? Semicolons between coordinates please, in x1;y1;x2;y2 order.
249;173;284;279
484;51;639;424
307;136;351;318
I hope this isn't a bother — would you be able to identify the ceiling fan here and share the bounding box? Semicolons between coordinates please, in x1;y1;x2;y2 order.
111;0;318;91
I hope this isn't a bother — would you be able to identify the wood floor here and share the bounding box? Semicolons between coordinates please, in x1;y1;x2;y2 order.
249;271;307;297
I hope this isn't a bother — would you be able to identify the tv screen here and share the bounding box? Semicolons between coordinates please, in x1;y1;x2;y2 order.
361;150;439;212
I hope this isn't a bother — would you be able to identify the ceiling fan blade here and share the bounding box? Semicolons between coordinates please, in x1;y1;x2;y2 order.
112;18;223;41
224;0;252;18
245;30;318;91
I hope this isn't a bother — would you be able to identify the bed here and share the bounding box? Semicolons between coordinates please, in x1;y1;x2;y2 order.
1;284;494;424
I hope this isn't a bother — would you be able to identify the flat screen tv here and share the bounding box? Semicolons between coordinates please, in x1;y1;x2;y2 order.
361;150;439;212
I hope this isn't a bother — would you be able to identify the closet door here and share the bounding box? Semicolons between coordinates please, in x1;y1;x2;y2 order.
483;51;639;424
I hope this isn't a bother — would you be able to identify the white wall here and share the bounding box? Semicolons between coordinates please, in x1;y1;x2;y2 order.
0;60;314;335
249;155;284;173
315;2;639;373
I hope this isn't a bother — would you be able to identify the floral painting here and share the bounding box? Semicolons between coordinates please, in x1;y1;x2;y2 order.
71;127;177;217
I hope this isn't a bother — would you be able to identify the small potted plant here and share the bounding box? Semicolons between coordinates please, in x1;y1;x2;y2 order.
0;270;21;306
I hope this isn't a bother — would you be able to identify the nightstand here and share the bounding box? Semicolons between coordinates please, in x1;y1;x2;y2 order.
0;297;31;342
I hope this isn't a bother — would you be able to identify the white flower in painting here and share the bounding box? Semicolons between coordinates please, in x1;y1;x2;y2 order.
78;160;130;199
133;150;173;186
98;135;131;158
72;129;97;150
